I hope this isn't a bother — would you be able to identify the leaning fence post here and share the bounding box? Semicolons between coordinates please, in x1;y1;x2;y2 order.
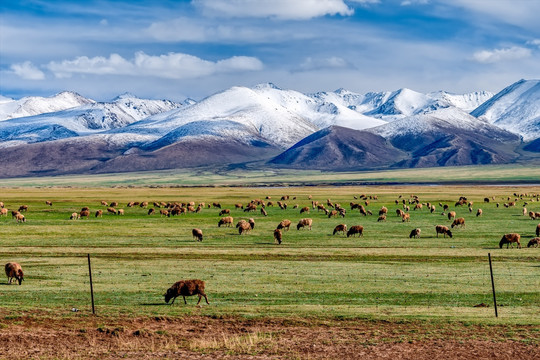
488;253;498;318
88;254;96;315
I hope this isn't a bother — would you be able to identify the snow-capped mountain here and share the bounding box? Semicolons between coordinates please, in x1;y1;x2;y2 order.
471;79;540;140
0;91;94;121
430;90;493;112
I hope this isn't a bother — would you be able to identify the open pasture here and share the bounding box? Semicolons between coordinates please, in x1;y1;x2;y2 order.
0;185;539;325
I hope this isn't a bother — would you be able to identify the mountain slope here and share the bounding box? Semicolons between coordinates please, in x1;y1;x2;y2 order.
269;125;406;170
471;79;540;140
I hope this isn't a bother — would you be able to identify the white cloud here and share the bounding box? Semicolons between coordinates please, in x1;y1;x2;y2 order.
401;0;429;6
298;56;354;71
193;0;353;20
46;52;263;79
10;61;45;80
527;39;540;48
472;46;532;63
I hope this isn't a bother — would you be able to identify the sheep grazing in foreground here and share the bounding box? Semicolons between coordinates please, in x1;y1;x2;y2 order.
277;219;291;231
409;228;421;239
499;233;521;249
117;209;124;215
147;208;156;215
0;201;3;208
347;225;364;237
476;209;483;217
448;211;456;220
236;220;251;235
107;207;117;215
401;213;410;222
274;229;282;244
529;211;536;220
212;202;221;209
297;218;313;230
15;214;26;223
377;215;386;222
70;212;79;220
5;262;24;285
527;237;540;248
300;206;310;214
435;225;453;238
328;210;338;218
379;207;388;215
1;208;8;216
192;228;203;241
18;205;28;212
333;224;347;235
164;279;209;306
101;201;108;206
396;209;404;217
218;216;233;227
219;209;230;216
79;210;90;219
95;209;103;218
451;217;465;228
261;207;268;216
248;218;255;230
536;224;540;237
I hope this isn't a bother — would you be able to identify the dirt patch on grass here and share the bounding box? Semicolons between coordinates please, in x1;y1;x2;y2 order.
0;313;538;359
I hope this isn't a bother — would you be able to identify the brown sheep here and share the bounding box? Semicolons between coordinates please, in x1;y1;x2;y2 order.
139;201;148;208
499;233;521;249
237;220;251;235
261;207;268;216
300;206;310;214
536;212;540;219
409;228;421;239
101;201;108;206
234;203;243;209
414;204;423;211
347;225;364;237
451;217;465;228
274;229;282;244
401;213;410;222
110;201;118;207
476;209;483;217
127;202;135;207
529;211;536;220
328;209;338;218
244;204;257;212
297;218;313;230
192;228;203;241
277;219;291;231
15;214;26;223
95;209;103;218
117;209;124;215
316;204;326;212
79;210;90;219
0;201;3;208
212;202;221;209
219;209;231;216
107;207;117;215
333;224;347;235
358;205;367;216
18;205;28;212
158;209;168;217
5;262;24;285
11;210;20;218
430;205;436;213
248;218;255;230
81;206;90;212
396;209;404;217
377;215;386;222
218;216;233;227
70;212;79;220
379;206;388;216
148;208;156;215
536;223;540;237
0;208;8;216
164;279;209;305
435;225;453;238
527;237;540;248
448;211;456;220
45;200;52;206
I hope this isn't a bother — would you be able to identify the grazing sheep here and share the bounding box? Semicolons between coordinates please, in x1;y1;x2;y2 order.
435;225;453;238
499;233;521;249
451;217;465;228
402;213;410;222
484;197;490;203
79;210;90;219
261;207;268;216
536;223;540;237
248;218;255;230
192;228;203;241
212;202;221;209
5;262;24;285
527;237;540;248
347;225;364;237
218;216;234;227
116;209;124;215
443;204;449;212
101;201;108;206
95;209;103;218
409;228;421;239
0;208;8;216
148;208;156;215
396;209;404;217
139;201;148;208
536;212;540;219
11;210;20;219
328;209;339;218
0;201;3;208
377;215;386;222
333;224;347;235
45;200;52;206
237;220;251;235
164;279;209;305
448;211;456;220
414;204;423;211
379;206;388;216
476;209;483;217
277;219;291;231
70;212;79;220
316;204;326;212
109;201;118;208
274;229;282;244
529;211;536;220
219;209;230;216
235;203;243;209
358;205;367;216
297;218;313;230
107;207;117;215
300;206;310;214
15;214;26;223
18;205;28;212
523;207;528;216
244;204;257;212
81;207;90;212
430;205;436;213
127;202;135;207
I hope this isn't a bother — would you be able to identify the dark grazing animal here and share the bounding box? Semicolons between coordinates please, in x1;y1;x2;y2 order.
435;225;453;238
5;262;24;285
333;224;347;235
164;279;209;305
499;233;521;249
274;229;282;244
527;237;540;248
192;228;203;241
451;217;465;228
277;219;291;231
347;225;363;237
409;228;421;239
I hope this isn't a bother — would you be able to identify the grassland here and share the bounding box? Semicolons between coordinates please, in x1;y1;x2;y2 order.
0;184;538;326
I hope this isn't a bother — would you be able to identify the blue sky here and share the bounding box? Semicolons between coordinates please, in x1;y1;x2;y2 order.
1;0;539;101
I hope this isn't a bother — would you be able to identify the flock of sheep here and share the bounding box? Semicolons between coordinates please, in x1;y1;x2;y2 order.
2;191;539;306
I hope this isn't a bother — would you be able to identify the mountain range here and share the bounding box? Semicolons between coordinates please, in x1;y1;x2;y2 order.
0;79;538;177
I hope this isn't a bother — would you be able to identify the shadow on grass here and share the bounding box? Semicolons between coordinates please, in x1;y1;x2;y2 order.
140;302;169;306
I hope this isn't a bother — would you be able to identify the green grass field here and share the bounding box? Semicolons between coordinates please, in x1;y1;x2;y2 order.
0;185;539;325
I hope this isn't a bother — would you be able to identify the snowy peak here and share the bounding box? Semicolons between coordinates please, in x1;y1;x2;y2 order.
430;90;493;112
0;91;95;121
471;79;540;140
